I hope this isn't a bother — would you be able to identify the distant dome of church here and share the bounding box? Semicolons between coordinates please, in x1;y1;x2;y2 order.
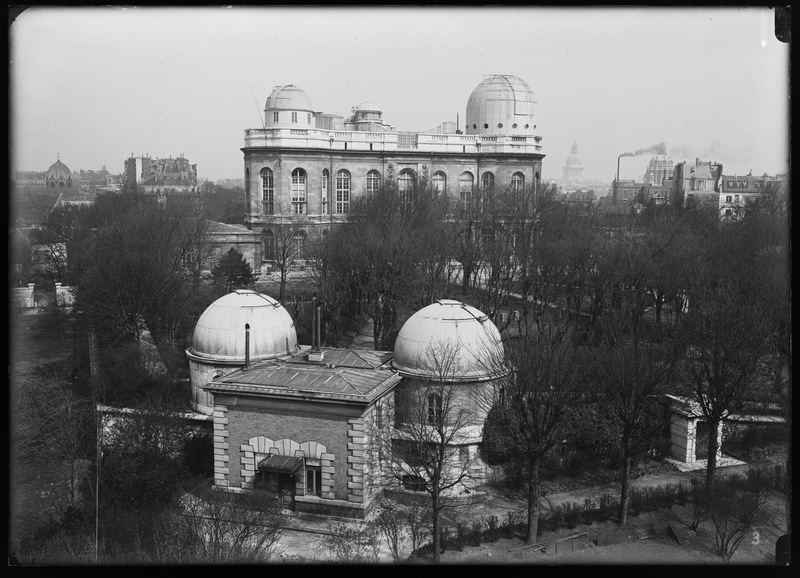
565;142;583;168
644;153;674;185
465;74;537;137
265;84;314;112
392;300;507;382
46;159;73;184
189;290;298;363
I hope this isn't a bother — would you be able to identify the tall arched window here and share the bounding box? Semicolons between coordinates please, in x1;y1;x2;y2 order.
291;168;307;214
293;230;307;260
398;169;416;211
481;171;495;192
260;168;274;214
245;167;250;208
321;169;329;214
432;171;446;195
262;229;274;260
336;170;351;214
366;170;381;195
460;171;474;210
511;172;525;192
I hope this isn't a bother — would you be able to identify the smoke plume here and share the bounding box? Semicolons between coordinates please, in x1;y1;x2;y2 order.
619;142;667;158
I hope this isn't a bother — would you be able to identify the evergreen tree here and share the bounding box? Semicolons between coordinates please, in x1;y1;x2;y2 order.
211;248;254;293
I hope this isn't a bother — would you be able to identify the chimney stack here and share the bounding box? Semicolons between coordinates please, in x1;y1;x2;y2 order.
243;323;250;370
308;293;325;362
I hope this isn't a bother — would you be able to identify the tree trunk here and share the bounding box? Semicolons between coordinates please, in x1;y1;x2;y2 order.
705;417;720;493
618;432;633;526
431;490;440;563
525;454;541;543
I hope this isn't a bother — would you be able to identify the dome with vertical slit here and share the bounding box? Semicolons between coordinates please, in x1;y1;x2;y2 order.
188;290;298;363
392;300;507;382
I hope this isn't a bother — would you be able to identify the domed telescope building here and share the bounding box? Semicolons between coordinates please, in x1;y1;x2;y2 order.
188;291;509;518
390;299;509;492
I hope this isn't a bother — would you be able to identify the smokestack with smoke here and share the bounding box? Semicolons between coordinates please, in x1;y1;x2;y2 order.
619;142;668;158
617;142;668;181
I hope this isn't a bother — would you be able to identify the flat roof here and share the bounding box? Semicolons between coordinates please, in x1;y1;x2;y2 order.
204;348;400;404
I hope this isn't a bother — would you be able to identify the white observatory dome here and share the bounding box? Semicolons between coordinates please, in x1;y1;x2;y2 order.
392;300;507;382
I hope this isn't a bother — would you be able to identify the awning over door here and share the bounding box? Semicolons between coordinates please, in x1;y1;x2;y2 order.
257;454;304;475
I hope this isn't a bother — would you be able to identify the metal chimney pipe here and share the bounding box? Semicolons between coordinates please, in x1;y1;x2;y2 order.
617;155;621;182
311;293;318;351
316;301;322;349
244;323;250;369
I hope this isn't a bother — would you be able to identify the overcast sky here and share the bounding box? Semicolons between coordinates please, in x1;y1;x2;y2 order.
10;6;790;183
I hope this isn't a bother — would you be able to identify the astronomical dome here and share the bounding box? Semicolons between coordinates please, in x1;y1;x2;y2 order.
188;289;299;363
465;74;537;137
392;300;507;382
355;102;381;112
265;84;314;113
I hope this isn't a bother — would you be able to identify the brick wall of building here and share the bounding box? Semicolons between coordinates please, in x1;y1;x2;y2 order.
222;404;352;499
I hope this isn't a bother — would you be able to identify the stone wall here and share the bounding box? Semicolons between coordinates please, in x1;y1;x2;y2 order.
11;283;36;308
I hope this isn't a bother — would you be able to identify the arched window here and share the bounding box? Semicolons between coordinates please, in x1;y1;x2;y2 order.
427;393;443;425
481;171;495;191
262;229;274;260
398;169;416;211
293;230;307;259
366;170;381;194
321;169;329;214
336;169;351;214
460;171;474;210
511;172;525;192
432;171;446;195
291;168;307;214
260;168;274;214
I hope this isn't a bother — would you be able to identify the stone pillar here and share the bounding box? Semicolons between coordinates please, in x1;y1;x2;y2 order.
320;453;336;500
346;418;366;504
669;413;697;463
240;443;256;490
213;406;231;487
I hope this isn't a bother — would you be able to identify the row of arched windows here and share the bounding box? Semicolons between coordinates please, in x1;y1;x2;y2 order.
256;167;531;216
261;228;308;261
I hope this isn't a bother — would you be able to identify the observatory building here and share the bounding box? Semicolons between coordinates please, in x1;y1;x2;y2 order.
242;75;545;272
188;294;505;518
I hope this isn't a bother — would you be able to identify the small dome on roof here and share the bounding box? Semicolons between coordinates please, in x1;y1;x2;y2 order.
356;101;381;112
392;300;507;382
46;159;73;182
265;85;314;112
189;290;298;363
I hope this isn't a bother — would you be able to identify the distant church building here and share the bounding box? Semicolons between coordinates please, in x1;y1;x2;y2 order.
187;291;506;519
242;74;545;273
562;142;585;181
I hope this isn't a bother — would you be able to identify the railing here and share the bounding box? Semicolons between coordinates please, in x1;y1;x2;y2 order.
244;127;543;155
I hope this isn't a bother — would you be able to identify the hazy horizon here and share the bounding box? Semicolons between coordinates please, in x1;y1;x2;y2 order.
9;6;790;183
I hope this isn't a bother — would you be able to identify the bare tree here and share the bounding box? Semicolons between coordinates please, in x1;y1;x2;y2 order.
266;204;308;302
482;328;588;543
371;340;486;562
175;480;285;563
678;228;774;492
593;315;684;526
